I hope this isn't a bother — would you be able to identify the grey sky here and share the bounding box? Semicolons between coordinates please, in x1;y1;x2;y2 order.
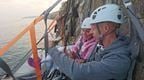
0;0;66;42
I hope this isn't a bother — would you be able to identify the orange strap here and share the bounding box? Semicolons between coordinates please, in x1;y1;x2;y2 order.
48;21;57;33
29;25;42;80
47;15;60;32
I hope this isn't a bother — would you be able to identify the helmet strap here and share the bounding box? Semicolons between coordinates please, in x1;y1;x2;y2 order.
96;24;104;46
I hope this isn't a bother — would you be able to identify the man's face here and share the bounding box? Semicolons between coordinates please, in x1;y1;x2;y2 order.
91;24;100;39
91;23;117;39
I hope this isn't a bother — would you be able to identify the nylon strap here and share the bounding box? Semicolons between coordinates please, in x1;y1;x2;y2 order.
122;0;144;80
29;25;42;80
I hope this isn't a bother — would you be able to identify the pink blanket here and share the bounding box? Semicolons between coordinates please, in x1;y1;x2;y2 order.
71;36;96;60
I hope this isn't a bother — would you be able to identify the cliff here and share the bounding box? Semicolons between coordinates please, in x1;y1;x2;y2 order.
55;0;144;80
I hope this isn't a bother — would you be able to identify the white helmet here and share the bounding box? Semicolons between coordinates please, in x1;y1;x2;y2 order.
81;17;92;29
90;4;124;24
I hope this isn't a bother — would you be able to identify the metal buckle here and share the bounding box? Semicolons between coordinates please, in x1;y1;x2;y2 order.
123;0;132;8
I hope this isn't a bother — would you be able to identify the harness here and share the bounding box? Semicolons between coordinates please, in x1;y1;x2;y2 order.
122;0;144;80
85;43;104;62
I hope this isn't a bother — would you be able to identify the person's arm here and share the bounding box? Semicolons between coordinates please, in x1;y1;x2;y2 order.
49;47;130;80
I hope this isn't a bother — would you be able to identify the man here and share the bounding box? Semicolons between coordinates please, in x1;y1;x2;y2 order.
48;4;131;80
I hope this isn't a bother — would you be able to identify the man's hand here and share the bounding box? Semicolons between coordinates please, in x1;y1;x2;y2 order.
75;59;85;63
66;50;77;59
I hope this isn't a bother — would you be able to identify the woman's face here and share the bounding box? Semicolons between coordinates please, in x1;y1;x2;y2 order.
81;28;93;40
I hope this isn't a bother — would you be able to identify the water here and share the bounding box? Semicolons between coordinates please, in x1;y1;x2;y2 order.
0;0;66;75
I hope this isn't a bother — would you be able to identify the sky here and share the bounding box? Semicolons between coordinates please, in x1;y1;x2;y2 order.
0;0;67;26
0;0;67;42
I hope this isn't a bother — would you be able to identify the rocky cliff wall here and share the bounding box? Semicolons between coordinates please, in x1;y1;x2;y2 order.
56;1;144;79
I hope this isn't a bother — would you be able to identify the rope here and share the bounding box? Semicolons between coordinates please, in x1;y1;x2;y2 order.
88;0;92;17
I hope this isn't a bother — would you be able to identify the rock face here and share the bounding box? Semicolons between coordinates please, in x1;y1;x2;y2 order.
56;0;144;80
58;0;104;37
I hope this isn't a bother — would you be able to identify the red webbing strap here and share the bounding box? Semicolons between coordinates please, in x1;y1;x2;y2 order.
29;24;42;80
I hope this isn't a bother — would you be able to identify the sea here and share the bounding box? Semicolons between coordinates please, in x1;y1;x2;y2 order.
0;0;65;75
